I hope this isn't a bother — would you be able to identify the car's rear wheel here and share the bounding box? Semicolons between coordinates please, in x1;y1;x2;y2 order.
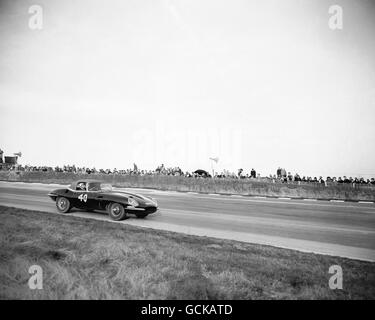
108;203;128;221
56;197;71;213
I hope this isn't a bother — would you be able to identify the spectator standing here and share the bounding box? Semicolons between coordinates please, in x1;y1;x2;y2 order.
238;168;243;178
280;168;287;179
276;167;281;179
251;168;256;178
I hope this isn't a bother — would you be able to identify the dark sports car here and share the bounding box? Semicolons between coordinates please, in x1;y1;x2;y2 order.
48;180;158;221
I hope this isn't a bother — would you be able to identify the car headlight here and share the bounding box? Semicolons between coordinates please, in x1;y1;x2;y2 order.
128;198;139;207
145;197;158;206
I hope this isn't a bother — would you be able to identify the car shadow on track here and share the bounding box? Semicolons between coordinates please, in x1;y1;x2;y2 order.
66;208;161;220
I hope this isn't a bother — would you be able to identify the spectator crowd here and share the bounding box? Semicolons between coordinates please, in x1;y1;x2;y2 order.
1;162;374;186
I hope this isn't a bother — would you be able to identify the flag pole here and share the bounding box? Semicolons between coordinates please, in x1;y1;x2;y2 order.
209;157;218;178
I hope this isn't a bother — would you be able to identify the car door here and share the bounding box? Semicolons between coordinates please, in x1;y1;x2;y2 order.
85;191;104;210
73;181;89;209
74;190;89;209
85;182;105;210
75;190;100;210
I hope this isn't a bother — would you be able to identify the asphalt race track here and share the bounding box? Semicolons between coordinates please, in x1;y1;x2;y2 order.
1;181;375;262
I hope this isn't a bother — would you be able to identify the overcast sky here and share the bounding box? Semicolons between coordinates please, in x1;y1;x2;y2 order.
0;0;374;177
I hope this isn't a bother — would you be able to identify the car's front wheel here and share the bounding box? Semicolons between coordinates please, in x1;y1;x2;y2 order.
56;197;71;213
108;203;128;221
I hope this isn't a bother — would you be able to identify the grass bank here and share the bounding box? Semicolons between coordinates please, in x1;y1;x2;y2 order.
1;171;374;201
0;205;374;299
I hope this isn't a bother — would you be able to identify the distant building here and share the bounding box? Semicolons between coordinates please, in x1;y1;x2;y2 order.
4;156;18;165
0;149;21;169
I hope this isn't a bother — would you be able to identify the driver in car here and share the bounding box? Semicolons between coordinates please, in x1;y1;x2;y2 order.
77;182;86;191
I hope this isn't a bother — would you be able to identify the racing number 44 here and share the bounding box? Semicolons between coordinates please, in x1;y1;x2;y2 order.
78;194;88;202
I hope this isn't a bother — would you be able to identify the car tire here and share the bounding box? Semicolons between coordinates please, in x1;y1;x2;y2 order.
135;213;148;219
56;197;71;213
108;203;128;221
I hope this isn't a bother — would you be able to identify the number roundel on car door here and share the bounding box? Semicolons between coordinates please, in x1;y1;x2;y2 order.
78;193;88;202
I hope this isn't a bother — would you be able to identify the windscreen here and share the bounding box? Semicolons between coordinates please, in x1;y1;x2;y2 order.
87;182;101;191
100;183;112;192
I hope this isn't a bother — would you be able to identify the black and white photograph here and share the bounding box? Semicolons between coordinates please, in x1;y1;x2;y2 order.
0;0;374;306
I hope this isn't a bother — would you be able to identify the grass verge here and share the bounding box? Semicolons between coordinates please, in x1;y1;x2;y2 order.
0;205;374;300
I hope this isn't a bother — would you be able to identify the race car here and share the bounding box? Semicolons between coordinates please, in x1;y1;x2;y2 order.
47;180;158;221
